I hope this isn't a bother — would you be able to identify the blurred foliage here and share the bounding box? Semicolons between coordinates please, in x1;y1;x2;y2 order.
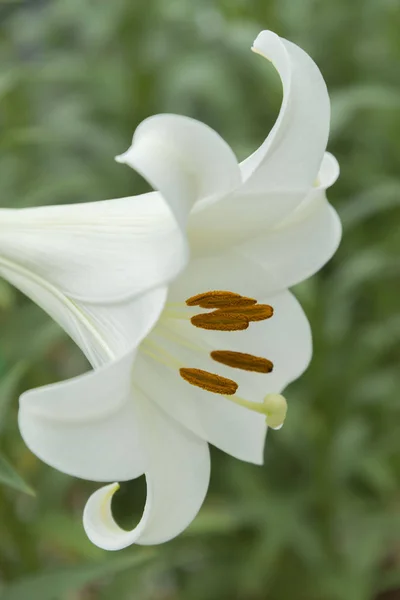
0;0;399;598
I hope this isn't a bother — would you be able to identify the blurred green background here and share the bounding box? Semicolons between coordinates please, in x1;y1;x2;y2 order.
1;0;400;598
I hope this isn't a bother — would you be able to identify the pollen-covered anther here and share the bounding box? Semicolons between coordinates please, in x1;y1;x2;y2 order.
211;350;273;373
216;304;273;322
179;368;238;395
191;312;249;331
186;290;256;309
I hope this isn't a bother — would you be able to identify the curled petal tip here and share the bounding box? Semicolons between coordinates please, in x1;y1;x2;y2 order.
252;30;279;52
317;152;340;189
114;152;127;164
251;45;272;62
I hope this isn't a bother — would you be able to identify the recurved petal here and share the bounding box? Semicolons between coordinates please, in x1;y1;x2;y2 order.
189;187;311;255
18;348;146;482
83;393;210;550
189;33;334;256
315;151;340;189
240;30;330;195
237;152;342;291
0;192;187;304
115;114;241;228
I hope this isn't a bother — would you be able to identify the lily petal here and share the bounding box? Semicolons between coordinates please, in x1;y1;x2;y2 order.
18;348;147;481
188;31;332;255
83;393;210;550
241;30;330;194
81;286;168;364
0;193;175;367
135;351;267;465
0;193;186;304
167;251;273;304
0;254;167;366
237;153;342;292
115;114;241;228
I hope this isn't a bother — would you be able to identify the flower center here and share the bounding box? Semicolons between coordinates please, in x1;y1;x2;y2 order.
176;290;287;429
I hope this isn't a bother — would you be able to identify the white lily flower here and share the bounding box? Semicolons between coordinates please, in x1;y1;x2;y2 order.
1;31;341;550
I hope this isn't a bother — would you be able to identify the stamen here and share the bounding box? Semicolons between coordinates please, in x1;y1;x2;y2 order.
210;350;273;373
186;290;256;309
191;312;249;331
179;368;238;395
141;338;182;370
215;304;273;322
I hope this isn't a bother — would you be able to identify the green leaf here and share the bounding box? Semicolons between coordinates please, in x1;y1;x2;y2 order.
339;181;400;229
0;551;156;600
34;511;104;560
184;506;242;536
0;453;34;496
331;84;400;136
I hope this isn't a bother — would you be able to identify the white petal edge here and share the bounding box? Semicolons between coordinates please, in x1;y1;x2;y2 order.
0;193;187;304
115;114;241;228
315;151;340;189
19;343;137;421
240;30;330;195
167;251;277;303
236;152;342;291
83;394;210;550
19;394;145;482
18;347;147;481
188;152;339;261
0;253;168;367
81;286;169;365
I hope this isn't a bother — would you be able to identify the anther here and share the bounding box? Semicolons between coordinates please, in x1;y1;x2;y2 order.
215;304;273;322
186;290;256;309
179;368;238;395
191;312;249;331
210;350;273;373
